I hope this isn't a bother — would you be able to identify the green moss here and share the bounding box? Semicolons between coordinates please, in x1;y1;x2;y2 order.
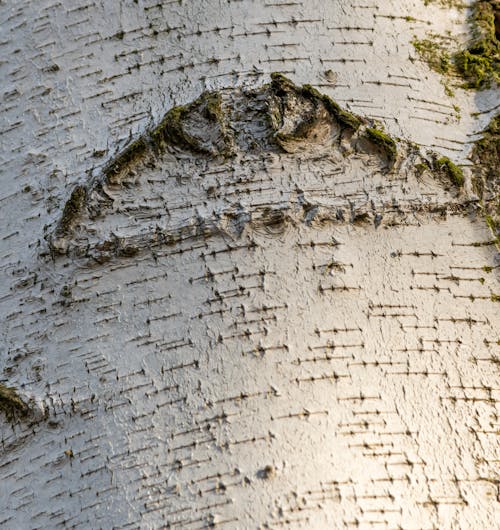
423;0;466;7
471;114;499;250
411;37;452;75
413;2;499;89
455;1;500;88
301;83;362;131
443;82;456;97
435;156;465;186
204;92;224;122
455;49;498;87
323;95;362;131
151;91;229;155
491;294;500;302
485;214;497;230
151;105;187;148
104;138;148;183
270;72;297;94
364;127;398;164
104;137;148;183
58;185;86;234
0;383;28;422
270;73;362;133
471;114;499;184
415;161;430;176
484;217;500;251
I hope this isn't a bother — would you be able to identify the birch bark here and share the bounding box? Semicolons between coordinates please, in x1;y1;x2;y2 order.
0;1;498;529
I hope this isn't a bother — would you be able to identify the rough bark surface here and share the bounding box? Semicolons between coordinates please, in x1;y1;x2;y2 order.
0;1;498;529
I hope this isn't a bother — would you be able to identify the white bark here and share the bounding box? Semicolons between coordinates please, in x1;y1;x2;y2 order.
0;1;498;529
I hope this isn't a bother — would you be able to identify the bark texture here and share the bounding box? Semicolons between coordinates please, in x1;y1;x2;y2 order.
0;1;498;529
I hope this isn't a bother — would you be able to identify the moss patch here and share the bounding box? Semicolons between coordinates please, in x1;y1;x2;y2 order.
470;114;500;249
435;156;465;186
414;1;500;89
151;91;230;155
0;383;28;423
415;161;431;176
455;1;500;88
270;73;362;133
104;137;148;184
301;84;362;131
58;185;86;235
363;127;398;165
152;104;190;148
471;114;499;184
411;37;452;75
423;0;466;7
471;115;500;197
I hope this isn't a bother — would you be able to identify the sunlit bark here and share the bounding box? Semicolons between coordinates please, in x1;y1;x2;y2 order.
0;1;498;529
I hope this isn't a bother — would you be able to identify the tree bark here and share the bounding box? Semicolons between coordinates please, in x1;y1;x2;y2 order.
0;1;498;529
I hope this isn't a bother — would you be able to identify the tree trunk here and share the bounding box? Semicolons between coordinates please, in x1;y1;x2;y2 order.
1;1;498;529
